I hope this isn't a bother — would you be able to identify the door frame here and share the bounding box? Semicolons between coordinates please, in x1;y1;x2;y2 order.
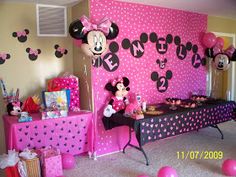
207;32;236;100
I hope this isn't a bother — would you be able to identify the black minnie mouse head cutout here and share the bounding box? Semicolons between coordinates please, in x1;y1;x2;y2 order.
93;41;120;72
0;52;11;65
151;70;172;93
191;45;206;68
122;33;148;58
26;48;41;61
174;36;192;60
54;45;68;58
150;33;173;55
156;58;167;69
69;15;119;58
12;29;29;43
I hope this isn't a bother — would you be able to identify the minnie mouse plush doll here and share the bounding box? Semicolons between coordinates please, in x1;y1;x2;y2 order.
103;77;130;117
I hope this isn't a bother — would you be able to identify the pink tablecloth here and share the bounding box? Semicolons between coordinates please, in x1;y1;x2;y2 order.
3;111;93;155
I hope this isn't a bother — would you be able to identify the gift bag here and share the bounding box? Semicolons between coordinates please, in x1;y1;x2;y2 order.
37;147;63;177
47;75;80;111
4;165;20;177
42;90;69;110
21;157;41;177
0;150;20;177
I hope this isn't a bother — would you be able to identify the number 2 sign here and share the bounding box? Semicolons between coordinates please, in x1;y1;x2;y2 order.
151;70;173;93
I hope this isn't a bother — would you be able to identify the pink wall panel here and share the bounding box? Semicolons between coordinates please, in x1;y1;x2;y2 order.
90;0;207;155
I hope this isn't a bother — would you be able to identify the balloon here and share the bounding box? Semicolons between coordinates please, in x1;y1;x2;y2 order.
61;153;76;169
157;166;178;177
202;32;216;48
215;37;224;49
212;53;230;71
222;159;236;176
81;43;94;58
73;39;82;47
213;46;222;55
106;23;119;39
225;45;236;58
137;175;149;177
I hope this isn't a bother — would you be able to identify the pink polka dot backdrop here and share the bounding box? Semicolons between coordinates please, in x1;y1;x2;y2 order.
90;0;207;155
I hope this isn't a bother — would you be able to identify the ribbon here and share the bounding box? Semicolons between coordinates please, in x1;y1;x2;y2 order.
57;47;66;54
111;77;123;86
29;49;38;55
213;44;236;58
12;101;20;107
16;31;26;37
0;53;7;60
80;15;112;35
212;44;222;55
225;45;235;58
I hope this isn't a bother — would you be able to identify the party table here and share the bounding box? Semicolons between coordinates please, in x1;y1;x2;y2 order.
3;111;93;155
103;100;236;165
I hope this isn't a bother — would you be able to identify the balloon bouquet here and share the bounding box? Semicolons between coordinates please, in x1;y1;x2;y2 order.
202;32;236;71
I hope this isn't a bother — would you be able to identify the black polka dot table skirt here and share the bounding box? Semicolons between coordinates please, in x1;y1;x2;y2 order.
103;100;236;146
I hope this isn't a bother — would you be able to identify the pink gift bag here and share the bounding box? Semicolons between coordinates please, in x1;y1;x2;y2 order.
37;147;63;177
48;74;80;111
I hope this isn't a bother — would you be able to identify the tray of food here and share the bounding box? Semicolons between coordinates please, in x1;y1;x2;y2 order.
165;98;182;105
180;100;197;108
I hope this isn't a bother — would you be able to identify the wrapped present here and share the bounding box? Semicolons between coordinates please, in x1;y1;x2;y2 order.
36;146;63;177
47;74;80;111
41;109;68;120
42;90;69;110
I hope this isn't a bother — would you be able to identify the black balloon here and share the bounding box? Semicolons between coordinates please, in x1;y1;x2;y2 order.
69;20;85;39
106;23;119;39
205;48;213;58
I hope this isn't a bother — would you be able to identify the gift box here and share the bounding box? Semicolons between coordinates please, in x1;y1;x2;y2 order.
36;147;63;177
20;157;41;177
4;165;20;177
41;109;68;120
47;75;80;111
42;90;69;110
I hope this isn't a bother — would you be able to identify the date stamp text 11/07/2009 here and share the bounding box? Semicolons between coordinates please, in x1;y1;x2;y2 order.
177;151;223;160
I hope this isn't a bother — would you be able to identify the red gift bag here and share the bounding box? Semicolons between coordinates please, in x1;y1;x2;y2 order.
4;164;20;177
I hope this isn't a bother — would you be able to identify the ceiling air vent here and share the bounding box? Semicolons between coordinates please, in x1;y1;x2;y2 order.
36;4;67;37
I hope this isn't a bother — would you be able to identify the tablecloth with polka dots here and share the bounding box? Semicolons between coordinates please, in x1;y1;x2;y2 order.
3;111;92;155
103;101;236;146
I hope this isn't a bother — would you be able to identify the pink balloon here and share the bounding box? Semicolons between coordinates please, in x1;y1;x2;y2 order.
157;166;178;177
61;153;76;169
213;45;222;55
137;175;149;177
215;37;224;49
222;159;236;176
202;32;216;48
73;39;82;47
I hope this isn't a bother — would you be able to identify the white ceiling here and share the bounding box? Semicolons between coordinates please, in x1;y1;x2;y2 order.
1;0;236;19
